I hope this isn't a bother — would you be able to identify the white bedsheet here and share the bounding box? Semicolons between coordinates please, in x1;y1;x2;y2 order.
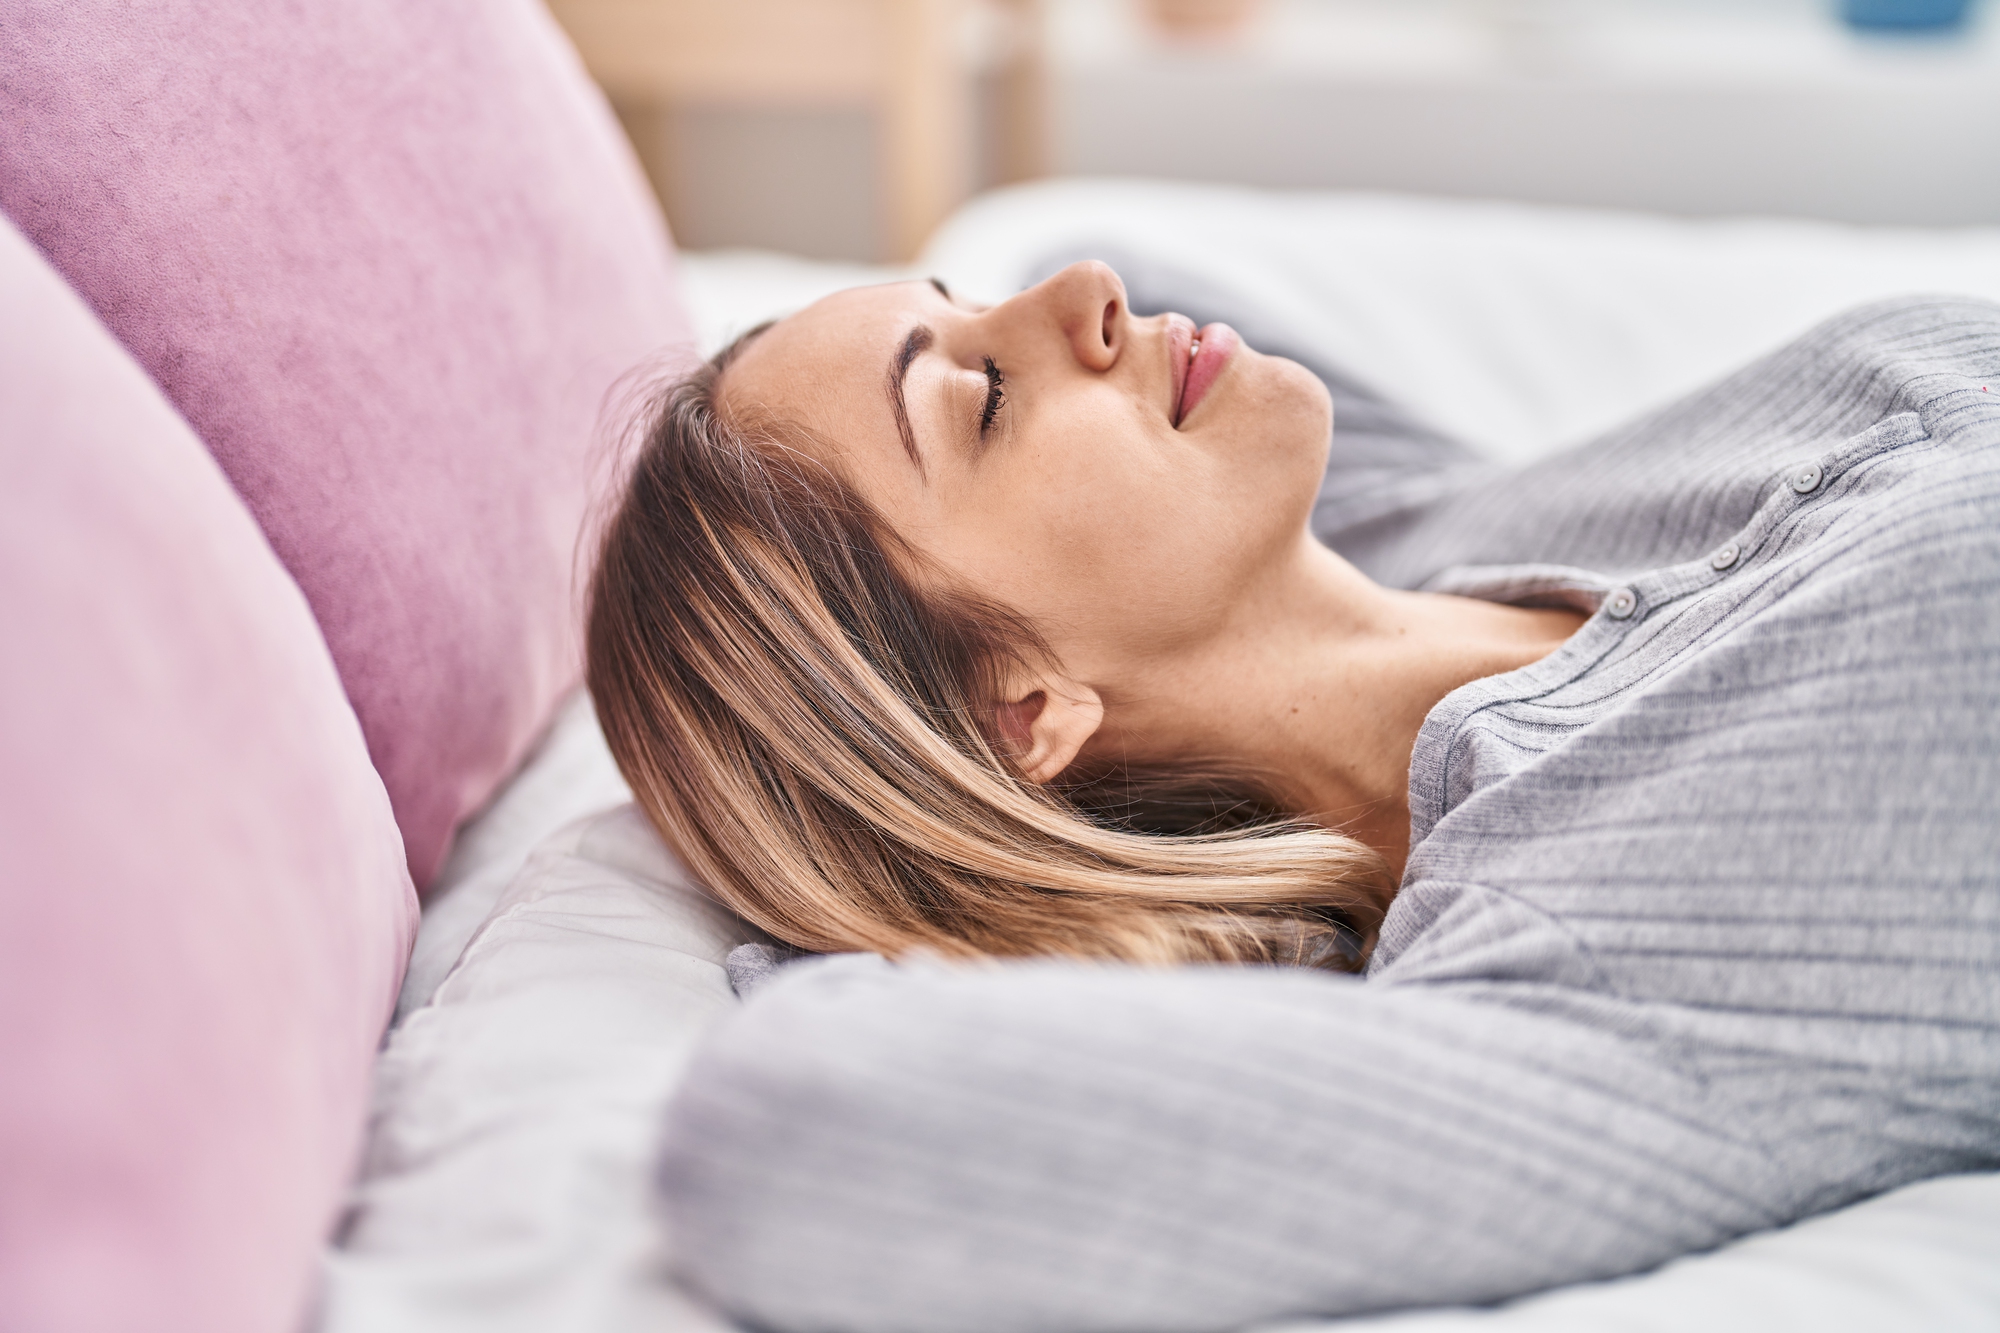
328;181;2000;1333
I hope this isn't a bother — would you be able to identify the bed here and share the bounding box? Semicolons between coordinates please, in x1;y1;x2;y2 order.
16;4;1988;1327
323;179;2000;1332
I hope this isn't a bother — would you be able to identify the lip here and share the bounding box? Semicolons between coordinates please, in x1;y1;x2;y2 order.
1171;319;1239;428
1165;314;1196;426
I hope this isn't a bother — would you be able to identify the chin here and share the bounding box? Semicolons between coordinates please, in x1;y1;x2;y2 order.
1218;353;1330;549
1268;354;1334;474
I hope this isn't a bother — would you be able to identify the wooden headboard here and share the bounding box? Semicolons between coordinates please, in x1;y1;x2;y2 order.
546;0;1044;260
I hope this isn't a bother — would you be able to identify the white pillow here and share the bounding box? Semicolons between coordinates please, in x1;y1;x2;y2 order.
395;690;637;1025
322;802;753;1333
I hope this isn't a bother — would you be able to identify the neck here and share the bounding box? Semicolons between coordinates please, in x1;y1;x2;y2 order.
1092;538;1585;879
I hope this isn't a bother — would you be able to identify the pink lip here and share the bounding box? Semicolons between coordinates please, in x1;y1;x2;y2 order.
1174;321;1239;427
1165;314;1195;424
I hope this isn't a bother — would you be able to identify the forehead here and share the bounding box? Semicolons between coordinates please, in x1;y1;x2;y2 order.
719;281;925;441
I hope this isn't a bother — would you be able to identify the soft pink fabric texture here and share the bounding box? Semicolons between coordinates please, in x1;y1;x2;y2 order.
0;0;694;886
0;216;418;1333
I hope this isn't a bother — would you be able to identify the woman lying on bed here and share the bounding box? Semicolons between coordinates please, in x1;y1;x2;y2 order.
586;261;2000;1333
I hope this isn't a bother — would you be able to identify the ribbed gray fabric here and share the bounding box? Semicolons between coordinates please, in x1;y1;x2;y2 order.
655;297;2000;1333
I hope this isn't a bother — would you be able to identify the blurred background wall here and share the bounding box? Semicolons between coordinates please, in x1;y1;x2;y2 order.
547;0;2000;261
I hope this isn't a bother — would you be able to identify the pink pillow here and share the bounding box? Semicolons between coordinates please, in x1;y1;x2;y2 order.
0;216;417;1333
0;0;695;886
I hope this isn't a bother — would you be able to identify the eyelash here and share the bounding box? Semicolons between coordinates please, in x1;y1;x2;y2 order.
979;356;1006;435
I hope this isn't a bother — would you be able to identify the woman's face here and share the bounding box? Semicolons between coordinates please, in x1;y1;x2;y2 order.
719;261;1332;692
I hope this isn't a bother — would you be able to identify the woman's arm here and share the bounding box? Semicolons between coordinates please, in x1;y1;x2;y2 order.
657;955;1778;1333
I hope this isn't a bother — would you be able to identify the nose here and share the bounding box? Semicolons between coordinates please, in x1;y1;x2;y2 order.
1018;260;1127;372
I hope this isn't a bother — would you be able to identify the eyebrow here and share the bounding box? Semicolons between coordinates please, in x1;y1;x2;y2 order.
886;323;934;477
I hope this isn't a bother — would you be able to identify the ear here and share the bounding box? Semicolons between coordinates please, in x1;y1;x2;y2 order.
991;672;1104;785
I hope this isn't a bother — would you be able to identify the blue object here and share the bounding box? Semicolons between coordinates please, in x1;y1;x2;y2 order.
1841;0;1974;30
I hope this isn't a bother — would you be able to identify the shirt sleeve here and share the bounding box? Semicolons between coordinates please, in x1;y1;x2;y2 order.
656;952;1783;1333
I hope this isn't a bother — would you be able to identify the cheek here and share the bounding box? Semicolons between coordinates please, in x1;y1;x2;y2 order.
931;366;1328;658
957;412;1237;648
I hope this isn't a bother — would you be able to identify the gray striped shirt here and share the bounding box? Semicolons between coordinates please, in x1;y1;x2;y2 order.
656;297;2000;1333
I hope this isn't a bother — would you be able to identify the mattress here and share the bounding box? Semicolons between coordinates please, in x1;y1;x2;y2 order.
321;180;2000;1333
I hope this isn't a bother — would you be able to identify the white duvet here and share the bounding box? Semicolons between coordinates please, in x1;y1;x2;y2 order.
323;181;2000;1333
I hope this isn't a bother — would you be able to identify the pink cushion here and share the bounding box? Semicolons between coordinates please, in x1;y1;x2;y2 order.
0;216;417;1333
0;0;694;886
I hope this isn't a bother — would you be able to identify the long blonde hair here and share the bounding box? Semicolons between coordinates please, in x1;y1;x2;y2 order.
586;331;1394;971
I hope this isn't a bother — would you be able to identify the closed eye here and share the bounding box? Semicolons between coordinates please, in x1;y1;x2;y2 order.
979;356;1006;436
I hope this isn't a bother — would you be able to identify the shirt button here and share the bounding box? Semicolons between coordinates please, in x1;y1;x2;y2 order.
1710;541;1741;570
1604;587;1638;619
1790;463;1823;494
